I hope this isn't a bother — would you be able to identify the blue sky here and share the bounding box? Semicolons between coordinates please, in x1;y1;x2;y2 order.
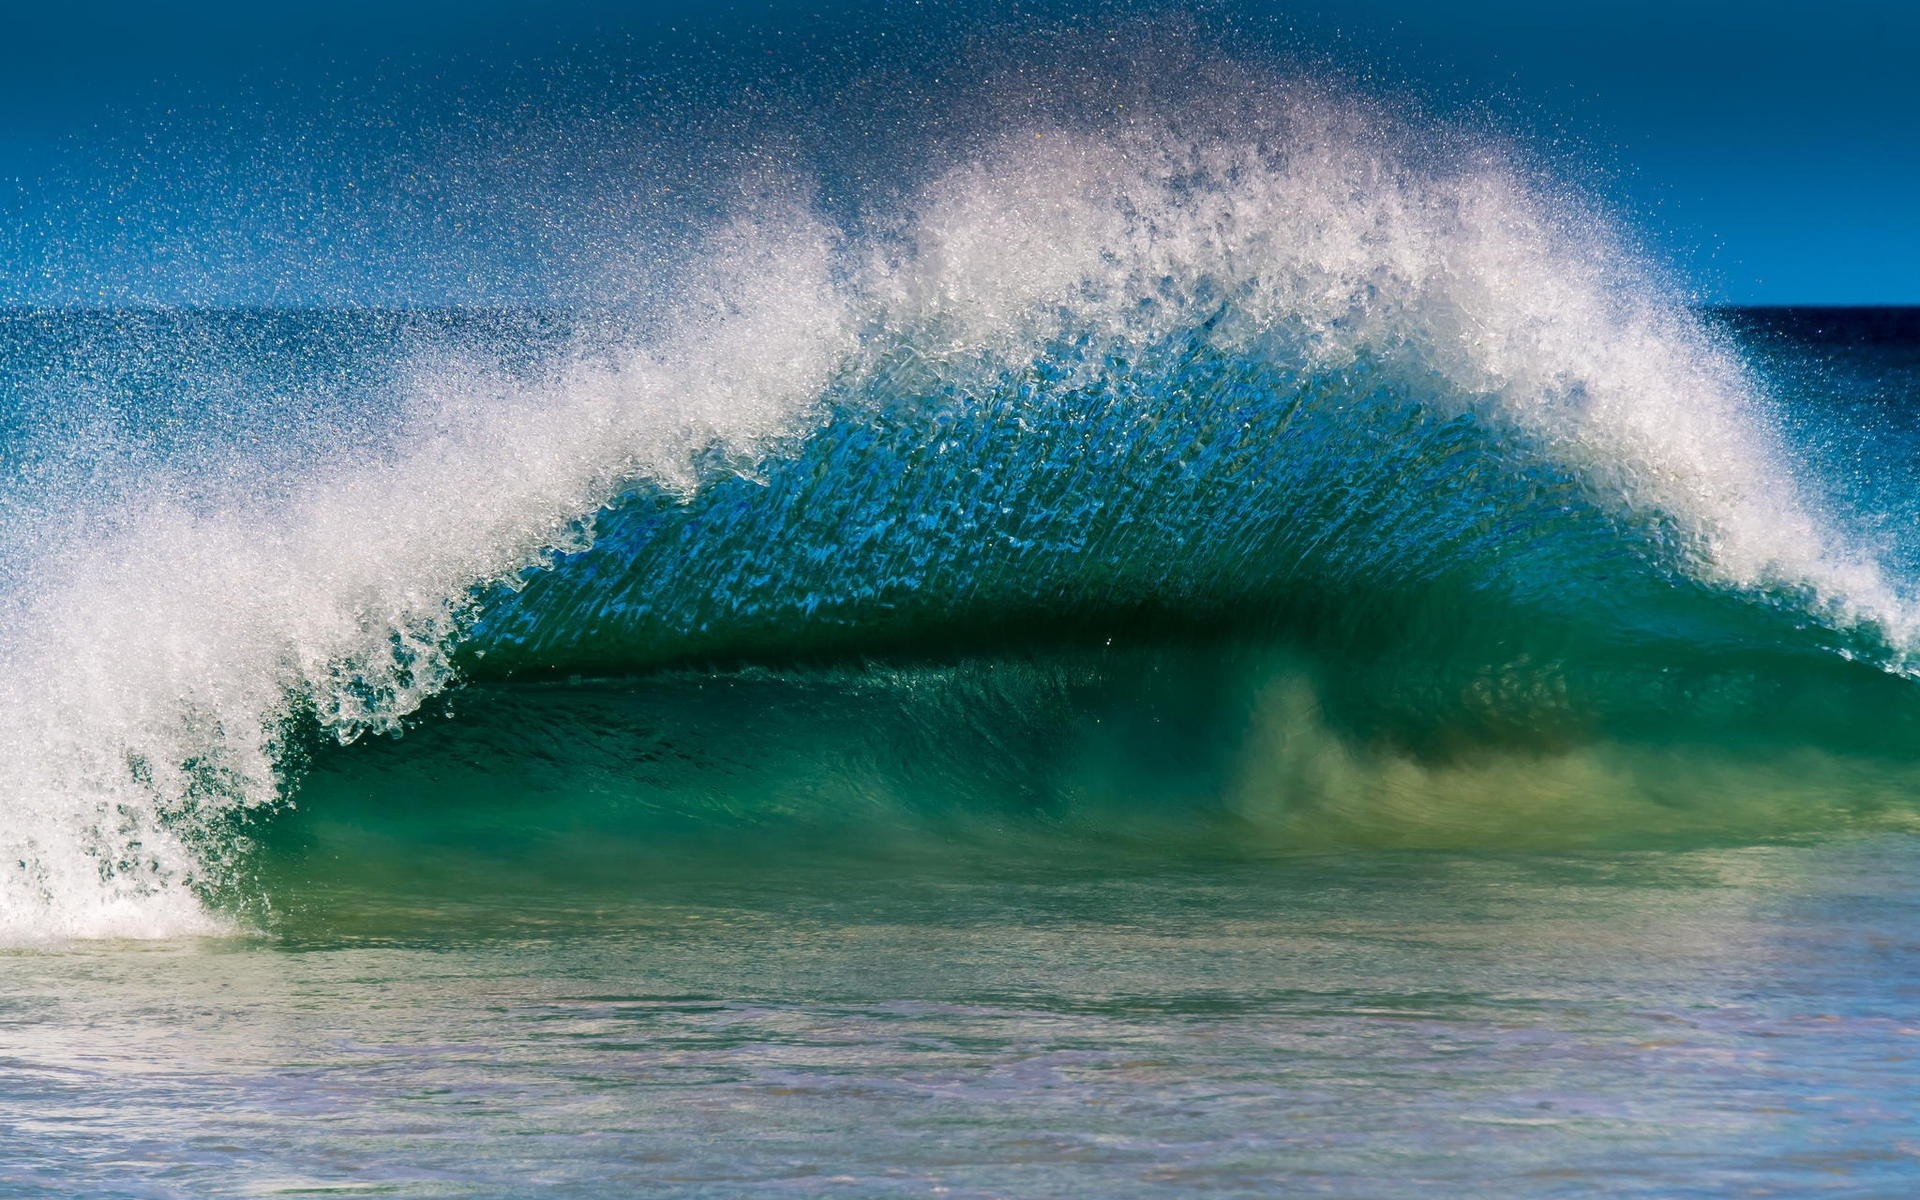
2;1;1914;305
1322;0;1920;305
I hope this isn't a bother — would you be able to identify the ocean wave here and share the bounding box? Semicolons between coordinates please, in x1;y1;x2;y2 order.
1;74;1913;941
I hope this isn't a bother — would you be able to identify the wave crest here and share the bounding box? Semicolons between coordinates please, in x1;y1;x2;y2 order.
1;74;1909;941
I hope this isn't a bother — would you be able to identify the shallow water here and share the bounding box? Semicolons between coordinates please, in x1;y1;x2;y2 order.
7;834;1920;1197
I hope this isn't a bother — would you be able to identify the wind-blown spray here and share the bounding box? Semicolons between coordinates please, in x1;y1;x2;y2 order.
0;87;1909;941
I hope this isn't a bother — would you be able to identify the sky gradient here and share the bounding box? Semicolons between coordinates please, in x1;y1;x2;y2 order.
2;1;1914;305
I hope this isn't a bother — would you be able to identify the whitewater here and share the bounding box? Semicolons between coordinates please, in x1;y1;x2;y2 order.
12;9;1920;1196
1;81;1915;943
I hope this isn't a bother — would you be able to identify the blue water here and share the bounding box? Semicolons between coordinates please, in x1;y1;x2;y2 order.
6;27;1920;1195
4;299;1920;1195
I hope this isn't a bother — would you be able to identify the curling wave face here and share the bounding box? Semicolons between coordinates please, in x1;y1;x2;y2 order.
2;84;1916;940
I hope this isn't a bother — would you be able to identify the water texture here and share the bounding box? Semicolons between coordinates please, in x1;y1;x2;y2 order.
4;35;1920;1198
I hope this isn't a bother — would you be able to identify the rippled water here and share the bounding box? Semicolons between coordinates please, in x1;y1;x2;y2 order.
7;833;1920;1197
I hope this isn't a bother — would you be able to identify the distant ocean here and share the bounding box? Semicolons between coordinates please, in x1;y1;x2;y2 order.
5;62;1920;1198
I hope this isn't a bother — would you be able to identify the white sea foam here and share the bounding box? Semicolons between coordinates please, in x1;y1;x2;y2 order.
0;212;855;941
0;88;1905;941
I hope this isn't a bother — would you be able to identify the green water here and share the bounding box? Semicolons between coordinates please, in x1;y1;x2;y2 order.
9;665;1920;1197
8;235;1920;1196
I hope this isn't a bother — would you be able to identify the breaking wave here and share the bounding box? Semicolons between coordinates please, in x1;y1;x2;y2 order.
3;73;1916;941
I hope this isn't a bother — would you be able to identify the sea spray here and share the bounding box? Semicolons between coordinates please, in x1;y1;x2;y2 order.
0;85;1909;940
0;213;855;939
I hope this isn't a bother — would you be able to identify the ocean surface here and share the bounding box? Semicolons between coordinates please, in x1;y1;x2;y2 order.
6;79;1920;1195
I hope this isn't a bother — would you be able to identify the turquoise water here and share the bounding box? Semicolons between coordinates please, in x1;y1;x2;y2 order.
7;56;1920;1193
